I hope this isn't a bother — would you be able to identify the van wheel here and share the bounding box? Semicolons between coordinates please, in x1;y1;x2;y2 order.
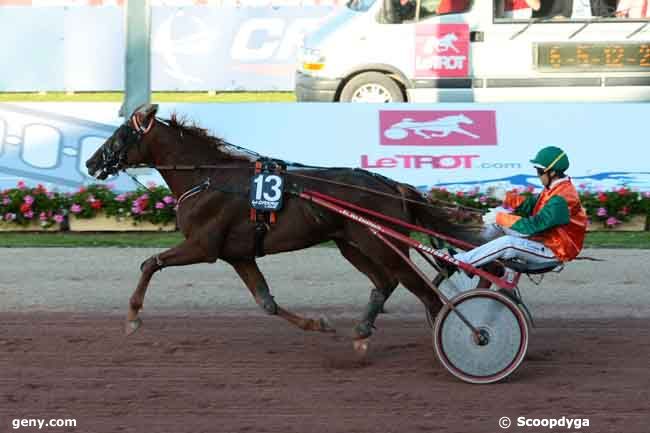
340;72;405;103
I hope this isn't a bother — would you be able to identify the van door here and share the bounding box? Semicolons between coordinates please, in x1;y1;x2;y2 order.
404;0;480;101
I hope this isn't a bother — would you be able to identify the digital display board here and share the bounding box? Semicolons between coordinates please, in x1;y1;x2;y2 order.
535;42;650;72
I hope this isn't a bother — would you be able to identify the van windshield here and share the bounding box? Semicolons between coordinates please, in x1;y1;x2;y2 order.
347;0;377;12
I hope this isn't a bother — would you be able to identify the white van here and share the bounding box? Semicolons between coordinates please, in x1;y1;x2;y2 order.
295;0;650;102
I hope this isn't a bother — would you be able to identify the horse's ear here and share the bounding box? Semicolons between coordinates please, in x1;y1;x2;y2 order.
134;103;158;118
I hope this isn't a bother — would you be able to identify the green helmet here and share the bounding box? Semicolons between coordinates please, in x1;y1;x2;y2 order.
530;146;569;173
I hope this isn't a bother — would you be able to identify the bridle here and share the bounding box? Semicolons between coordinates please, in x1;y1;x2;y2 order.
99;113;155;179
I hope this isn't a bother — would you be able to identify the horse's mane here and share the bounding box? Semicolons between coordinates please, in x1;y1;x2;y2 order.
164;113;254;162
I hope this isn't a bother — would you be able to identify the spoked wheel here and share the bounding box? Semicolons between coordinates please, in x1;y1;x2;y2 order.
433;290;529;384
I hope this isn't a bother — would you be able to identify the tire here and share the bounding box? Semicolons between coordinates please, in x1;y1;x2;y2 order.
433;290;529;384
339;72;405;103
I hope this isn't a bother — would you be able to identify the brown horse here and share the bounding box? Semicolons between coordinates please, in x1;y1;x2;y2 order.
86;104;474;352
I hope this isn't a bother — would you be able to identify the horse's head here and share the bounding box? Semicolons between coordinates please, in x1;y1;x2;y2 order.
86;104;159;180
455;114;473;125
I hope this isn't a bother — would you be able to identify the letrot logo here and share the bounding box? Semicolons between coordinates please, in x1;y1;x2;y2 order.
415;24;469;78
152;10;217;85
379;110;498;146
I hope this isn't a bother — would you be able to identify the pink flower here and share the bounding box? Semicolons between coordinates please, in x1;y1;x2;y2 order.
70;204;82;214
53;214;64;224
23;195;34;205
16;180;26;190
597;207;608;217
2;196;9;205
146;181;157;188
131;205;142;215
4;213;16;221
606;217;621;227
162;195;175;205
155;202;165;209
479;196;488;204
24;210;34;219
106;183;116;190
39;212;48;221
46;192;54;199
526;185;535;193
578;183;587;190
644;192;650;199
115;194;127;202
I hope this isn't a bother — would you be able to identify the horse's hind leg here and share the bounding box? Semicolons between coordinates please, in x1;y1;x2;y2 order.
126;239;210;335
227;259;335;333
335;240;398;340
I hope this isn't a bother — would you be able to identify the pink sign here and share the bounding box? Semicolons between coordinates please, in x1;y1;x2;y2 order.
415;24;469;78
379;110;498;146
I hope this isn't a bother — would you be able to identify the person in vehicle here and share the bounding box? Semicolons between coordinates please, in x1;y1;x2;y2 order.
527;0;574;18
591;0;617;16
435;0;469;14
616;0;649;17
452;146;588;271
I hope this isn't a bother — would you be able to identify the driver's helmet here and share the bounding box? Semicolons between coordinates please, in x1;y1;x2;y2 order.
530;146;569;174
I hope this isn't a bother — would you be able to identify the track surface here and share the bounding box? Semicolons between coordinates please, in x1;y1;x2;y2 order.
1;248;649;433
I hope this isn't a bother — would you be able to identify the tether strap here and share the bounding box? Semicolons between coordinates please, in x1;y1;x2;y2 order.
175;178;211;210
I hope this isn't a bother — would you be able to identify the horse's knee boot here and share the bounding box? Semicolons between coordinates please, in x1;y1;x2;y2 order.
354;320;374;339
140;255;163;273
356;289;387;337
256;284;278;315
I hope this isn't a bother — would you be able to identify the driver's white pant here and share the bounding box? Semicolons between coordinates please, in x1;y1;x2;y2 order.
454;235;558;269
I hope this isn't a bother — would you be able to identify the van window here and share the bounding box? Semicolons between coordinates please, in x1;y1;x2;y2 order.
381;0;471;23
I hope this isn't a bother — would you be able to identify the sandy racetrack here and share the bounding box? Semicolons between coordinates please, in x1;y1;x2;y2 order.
1;248;649;433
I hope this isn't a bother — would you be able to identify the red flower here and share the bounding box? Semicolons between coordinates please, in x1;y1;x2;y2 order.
620;206;630;215
618;188;628;196
90;200;103;210
19;203;31;213
597;193;607;203
456;191;464;197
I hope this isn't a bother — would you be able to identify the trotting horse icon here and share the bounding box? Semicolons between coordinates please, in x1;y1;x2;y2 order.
383;114;480;140
422;33;460;54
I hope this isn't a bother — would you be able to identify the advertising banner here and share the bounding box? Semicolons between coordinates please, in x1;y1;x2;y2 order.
1;102;648;194
0;6;333;92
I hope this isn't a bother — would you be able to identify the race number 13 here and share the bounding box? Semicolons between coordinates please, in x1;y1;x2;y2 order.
250;173;284;211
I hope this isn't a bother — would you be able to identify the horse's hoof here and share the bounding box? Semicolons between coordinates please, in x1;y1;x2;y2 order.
353;338;370;357
125;318;142;336
319;316;336;333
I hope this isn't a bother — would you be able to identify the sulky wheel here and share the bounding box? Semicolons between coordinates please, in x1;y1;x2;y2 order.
433;290;529;384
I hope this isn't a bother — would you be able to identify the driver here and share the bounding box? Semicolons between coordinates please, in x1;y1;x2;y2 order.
452;146;588;272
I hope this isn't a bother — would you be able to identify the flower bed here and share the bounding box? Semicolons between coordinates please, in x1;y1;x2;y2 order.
428;185;650;231
1;182;177;232
1;182;648;232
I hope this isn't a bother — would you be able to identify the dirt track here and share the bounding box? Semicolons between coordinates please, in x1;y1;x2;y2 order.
1;248;650;433
1;314;649;433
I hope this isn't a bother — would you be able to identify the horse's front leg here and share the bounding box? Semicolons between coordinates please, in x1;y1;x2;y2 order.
126;238;212;335
226;259;335;333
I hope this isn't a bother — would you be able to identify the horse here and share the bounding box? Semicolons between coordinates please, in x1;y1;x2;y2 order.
86;104;477;354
